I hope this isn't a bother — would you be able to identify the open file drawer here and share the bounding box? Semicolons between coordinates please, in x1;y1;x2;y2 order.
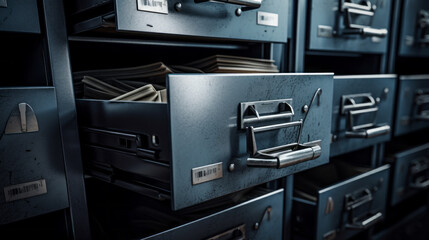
293;163;390;240
76;73;333;210
331;75;396;157
0;88;69;225
398;0;429;57
385;143;429;206
0;0;40;34
394;75;429;136
70;0;288;43
307;0;392;53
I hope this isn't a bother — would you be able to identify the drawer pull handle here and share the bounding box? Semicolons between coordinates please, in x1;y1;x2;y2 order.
345;125;390;138
410;176;429;189
346;212;383;230
206;224;245;240
245;89;323;169
194;0;262;9
414;89;429;120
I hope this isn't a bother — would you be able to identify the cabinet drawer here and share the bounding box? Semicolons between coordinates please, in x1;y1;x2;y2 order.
76;73;333;210
331;75;396;157
386;143;429;206
0;0;40;34
398;0;429;57
293;163;390;240
70;0;288;43
395;75;429;136
307;0;392;53
0;87;69;225
144;188;284;239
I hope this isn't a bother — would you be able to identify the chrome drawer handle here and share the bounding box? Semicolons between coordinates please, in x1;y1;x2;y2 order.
346;212;383;230
414;89;429;121
194;0;262;9
345;125;390;139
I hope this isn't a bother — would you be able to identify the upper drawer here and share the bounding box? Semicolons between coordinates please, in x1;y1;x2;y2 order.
331;75;396;157
395;75;429;136
293;163;390;240
70;0;288;43
398;0;429;57
0;87;69;225
307;0;392;53
0;0;40;34
386;143;429;206
76;73;334;210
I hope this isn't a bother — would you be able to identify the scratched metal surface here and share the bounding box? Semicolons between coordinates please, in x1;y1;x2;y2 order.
144;189;283;240
0;0;40;34
114;0;288;43
169;73;333;210
331;75;396;157
0;87;69;225
395;75;429;136
307;0;392;53
398;0;429;57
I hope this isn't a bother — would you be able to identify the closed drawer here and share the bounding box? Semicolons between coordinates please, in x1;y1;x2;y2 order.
76;73;333;210
331;75;396;157
307;0;392;53
70;0;288;43
0;87;69;225
0;0;40;34
144;188;284;239
293;163;390;240
394;75;429;136
386;143;429;206
398;0;429;57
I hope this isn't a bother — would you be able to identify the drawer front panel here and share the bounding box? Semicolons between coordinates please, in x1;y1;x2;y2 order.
395;75;429;136
114;0;288;42
308;0;392;53
398;0;429;57
389;144;429;206
0;87;69;225
169;73;333;209
316;165;390;240
331;75;396;157
0;0;40;33
145;189;284;240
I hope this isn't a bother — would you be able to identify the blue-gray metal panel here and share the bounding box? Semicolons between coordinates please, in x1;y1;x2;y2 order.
307;0;392;53
316;165;390;240
0;87;69;225
0;0;40;34
388;143;429;206
395;75;429;136
331;75;396;157
398;0;429;57
114;0;288;43
168;73;333;210
144;189;284;240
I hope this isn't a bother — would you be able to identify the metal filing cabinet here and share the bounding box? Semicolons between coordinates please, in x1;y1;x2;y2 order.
398;0;429;57
394;75;429;136
76;73;334;210
69;0;288;43
385;143;429;206
0;88;69;225
144;189;284;240
307;0;392;53
331;75;396;157
293;162;390;240
0;0;40;34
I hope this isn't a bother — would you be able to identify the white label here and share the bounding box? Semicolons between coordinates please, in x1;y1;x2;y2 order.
257;12;278;27
137;0;168;14
192;163;223;185
405;35;414;46
318;25;333;38
4;179;47;202
371;36;382;43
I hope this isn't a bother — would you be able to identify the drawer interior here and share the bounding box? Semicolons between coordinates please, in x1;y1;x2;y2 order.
294;161;372;202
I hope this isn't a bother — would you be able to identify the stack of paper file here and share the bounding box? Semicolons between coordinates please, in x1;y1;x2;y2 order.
183;55;279;73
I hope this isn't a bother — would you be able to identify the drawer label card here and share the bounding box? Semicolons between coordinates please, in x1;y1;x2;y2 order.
4;179;47;202
192;162;223;185
137;0;168;14
318;25;333;38
257;12;278;27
